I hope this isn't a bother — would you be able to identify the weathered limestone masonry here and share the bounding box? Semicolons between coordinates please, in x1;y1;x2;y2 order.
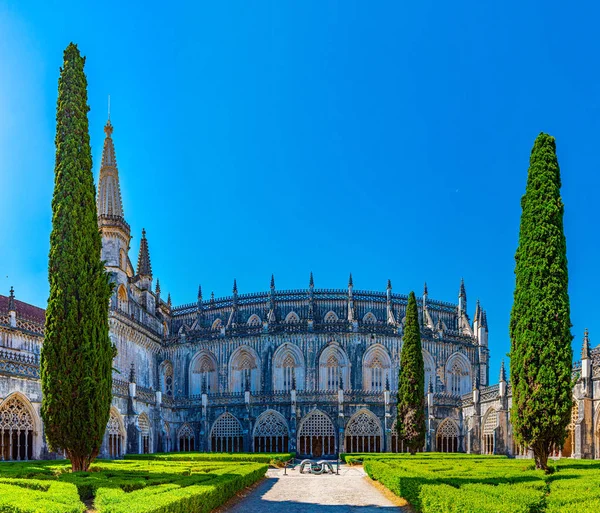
0;119;595;460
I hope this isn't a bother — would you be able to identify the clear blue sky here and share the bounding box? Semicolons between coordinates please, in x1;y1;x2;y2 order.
1;1;599;381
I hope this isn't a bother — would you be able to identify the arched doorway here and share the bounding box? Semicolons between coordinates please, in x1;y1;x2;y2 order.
138;413;150;454
297;409;335;458
436;418;459;453
0;395;35;461
482;409;497;455
178;423;195;452
211;413;243;452
107;408;125;458
253;410;289;453
344;409;382;453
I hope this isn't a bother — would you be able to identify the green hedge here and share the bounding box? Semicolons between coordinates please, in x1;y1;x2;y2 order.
0;479;84;513
353;454;600;513
0;457;270;513
125;452;294;465
94;463;267;513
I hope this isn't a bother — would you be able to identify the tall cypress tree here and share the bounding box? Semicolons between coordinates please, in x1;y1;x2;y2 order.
41;43;113;472
397;291;426;454
509;133;573;471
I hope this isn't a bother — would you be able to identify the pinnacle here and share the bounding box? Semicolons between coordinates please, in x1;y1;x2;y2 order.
136;229;152;277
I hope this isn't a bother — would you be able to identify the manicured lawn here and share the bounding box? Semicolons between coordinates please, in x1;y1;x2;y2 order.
0;452;291;512
342;453;600;513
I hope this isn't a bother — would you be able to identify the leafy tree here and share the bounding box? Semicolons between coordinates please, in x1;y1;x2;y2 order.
397;291;426;454
509;133;573;471
41;43;114;472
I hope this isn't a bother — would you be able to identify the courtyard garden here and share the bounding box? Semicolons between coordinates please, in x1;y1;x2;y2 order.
0;452;291;513
342;453;600;513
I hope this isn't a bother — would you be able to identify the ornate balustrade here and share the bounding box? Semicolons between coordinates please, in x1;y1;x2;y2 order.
0;349;40;378
136;385;156;404
112;378;129;398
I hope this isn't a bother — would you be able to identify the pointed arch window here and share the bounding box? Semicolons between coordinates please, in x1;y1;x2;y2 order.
483;409;497;455
253;411;289;453
138;413;150;454
344;410;382;453
107;410;125;459
363;312;377;324
285;311;300;323
190;352;218;395
0;396;35;461
211;413;243;452
324;311;339;323
247;314;262;327
161;362;174;397
178;423;195;452
436;419;459;453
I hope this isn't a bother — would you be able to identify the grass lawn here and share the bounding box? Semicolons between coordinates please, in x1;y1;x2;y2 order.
0;452;292;513
342;453;600;513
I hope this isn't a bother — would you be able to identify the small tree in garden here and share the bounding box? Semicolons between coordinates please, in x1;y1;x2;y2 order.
41;43;114;472
509;133;573;471
397;291;426;454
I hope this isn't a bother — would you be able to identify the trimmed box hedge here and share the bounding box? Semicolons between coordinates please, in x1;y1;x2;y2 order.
351;453;600;513
0;455;269;512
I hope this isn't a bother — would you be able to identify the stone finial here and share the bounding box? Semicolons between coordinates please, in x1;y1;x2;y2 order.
97;118;125;219
338;375;344;390
459;277;466;299
474;299;480;322
8;286;15;312
197;284;202;301
348;273;353;288
309;271;314;288
499;360;507;382
428;377;434;394
473;374;480;390
582;328;591;359
387;279;392;290
210;291;215;304
136;229;152;277
270;274;275;290
167;293;172;307
129;362;136;383
482;310;488;330
385;375;390;391
155;279;161;296
232;279;238;295
423;282;428;296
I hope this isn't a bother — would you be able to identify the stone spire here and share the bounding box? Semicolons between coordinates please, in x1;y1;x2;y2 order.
196;285;203;326
155;279;161;296
136;229;152;277
97;120;125;219
233;279;238;295
347;273;354;322
582;328;591;359
458;277;467;311
499;360;507;382
308;272;315;322
8;286;15;312
268;275;276;323
386;279;395;324
167;293;172;308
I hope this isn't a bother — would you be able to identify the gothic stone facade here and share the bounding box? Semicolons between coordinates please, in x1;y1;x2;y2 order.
0;120;593;460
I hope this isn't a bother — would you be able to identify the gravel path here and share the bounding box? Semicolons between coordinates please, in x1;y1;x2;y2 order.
223;465;408;512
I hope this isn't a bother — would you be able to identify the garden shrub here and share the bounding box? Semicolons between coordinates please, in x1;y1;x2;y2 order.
0;479;84;513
